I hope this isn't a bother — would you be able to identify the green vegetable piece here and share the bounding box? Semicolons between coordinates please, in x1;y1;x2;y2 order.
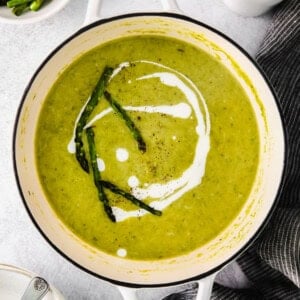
100;180;162;216
104;91;146;153
75;66;113;173
30;0;44;11
86;127;116;222
12;2;27;15
7;0;31;8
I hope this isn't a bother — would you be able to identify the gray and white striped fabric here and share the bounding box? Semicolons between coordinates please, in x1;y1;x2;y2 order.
164;0;300;299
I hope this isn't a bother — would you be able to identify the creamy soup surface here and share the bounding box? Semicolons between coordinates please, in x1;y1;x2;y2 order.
36;36;259;260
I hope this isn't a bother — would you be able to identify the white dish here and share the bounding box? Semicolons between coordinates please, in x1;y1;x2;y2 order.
223;0;284;17
0;264;64;299
0;0;70;24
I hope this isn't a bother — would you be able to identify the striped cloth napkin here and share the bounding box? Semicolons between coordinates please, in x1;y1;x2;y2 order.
164;0;300;299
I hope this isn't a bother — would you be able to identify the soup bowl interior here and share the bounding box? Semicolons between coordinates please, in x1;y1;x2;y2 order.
14;13;285;287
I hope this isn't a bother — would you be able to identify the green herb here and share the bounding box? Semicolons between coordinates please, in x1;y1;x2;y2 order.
75;67;113;173
5;0;45;15
11;2;27;15
86;127;116;222
30;0;43;11
104;91;146;153
100;180;162;216
7;0;31;8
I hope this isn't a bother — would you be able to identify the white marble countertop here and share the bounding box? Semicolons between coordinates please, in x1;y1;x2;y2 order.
0;1;272;299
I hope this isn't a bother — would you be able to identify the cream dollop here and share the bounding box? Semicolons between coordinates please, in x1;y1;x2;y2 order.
96;158;105;172
116;148;129;162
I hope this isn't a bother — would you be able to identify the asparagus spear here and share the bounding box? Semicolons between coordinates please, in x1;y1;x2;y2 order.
12;2;27;15
86;127;116;222
30;0;43;11
6;0;31;8
5;0;44;15
100;180;162;216
75;67;113;173
104;91;146;153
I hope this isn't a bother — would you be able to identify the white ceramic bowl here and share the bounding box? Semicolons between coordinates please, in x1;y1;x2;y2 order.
0;264;64;299
0;0;70;24
223;0;284;17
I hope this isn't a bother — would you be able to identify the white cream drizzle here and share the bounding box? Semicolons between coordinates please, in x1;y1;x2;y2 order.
96;158;105;172
68;103;191;154
116;148;129;162
83;103;192;129
67;96;91;154
128;176;139;188
68;60;211;222
116;248;127;257
110;62;130;80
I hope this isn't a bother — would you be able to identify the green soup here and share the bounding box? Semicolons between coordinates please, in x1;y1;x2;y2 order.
35;36;259;260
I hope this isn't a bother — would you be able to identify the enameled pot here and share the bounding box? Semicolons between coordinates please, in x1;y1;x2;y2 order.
13;0;286;299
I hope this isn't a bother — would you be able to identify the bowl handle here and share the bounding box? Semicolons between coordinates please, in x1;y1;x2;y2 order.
195;273;216;300
116;273;216;300
160;0;182;13
117;286;138;300
83;0;103;25
84;0;182;25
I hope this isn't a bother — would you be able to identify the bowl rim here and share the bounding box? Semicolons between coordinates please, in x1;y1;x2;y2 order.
12;12;288;288
0;0;70;24
0;263;34;277
0;263;63;299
